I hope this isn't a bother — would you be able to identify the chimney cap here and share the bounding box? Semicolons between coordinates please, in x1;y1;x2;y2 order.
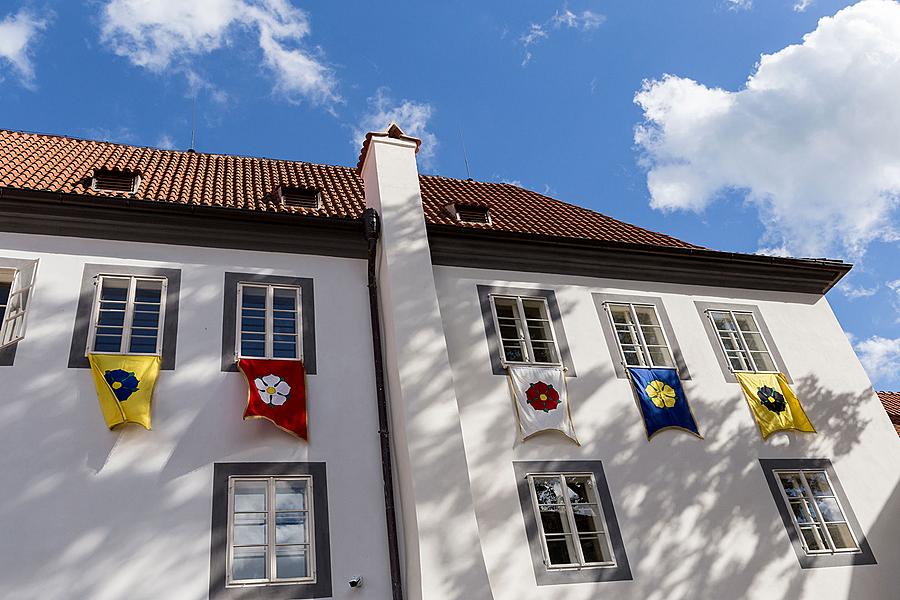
356;122;422;173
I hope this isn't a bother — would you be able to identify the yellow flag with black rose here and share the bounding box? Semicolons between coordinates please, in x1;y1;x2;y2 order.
736;371;815;439
88;354;161;429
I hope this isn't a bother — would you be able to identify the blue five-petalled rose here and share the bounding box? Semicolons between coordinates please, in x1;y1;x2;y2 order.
104;369;141;402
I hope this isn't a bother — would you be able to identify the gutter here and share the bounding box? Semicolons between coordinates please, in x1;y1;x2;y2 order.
363;207;404;600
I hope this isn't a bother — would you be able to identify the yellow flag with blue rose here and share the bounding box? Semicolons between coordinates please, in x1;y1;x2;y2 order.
736;371;815;439
88;354;161;430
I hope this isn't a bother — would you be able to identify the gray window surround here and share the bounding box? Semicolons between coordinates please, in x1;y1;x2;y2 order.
513;460;632;585
694;301;791;384
67;264;181;370
592;293;690;380
209;462;332;599
758;458;876;569
0;256;37;367
221;273;316;374
477;285;576;377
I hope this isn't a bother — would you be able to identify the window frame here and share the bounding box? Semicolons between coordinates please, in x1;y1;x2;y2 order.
210;462;332;600
489;294;562;368
526;472;617;570
85;274;168;357
772;469;859;556
758;458;876;569
513;460;631;585
604;302;677;370
0;258;39;362
706;309;777;374
235;282;303;361
226;475;316;587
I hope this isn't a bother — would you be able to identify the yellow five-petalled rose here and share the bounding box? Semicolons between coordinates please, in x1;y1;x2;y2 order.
645;380;677;409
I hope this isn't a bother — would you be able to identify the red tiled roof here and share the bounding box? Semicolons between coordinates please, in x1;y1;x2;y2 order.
0;129;700;249
876;391;900;437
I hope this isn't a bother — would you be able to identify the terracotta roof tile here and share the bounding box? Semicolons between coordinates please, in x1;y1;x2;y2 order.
0;128;700;249
876;391;900;437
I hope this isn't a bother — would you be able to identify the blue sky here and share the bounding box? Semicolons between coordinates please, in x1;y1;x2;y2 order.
1;0;899;389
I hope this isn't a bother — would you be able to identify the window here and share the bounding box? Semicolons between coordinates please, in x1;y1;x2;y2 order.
210;462;332;599
0;259;38;353
236;283;302;360
228;477;315;585
448;203;491;224
759;459;875;568
92;169;139;194
279;187;320;209
774;470;858;555
605;303;674;368
221;273;316;373
528;473;615;569
87;275;166;355
514;461;631;585
490;295;560;365
707;310;776;372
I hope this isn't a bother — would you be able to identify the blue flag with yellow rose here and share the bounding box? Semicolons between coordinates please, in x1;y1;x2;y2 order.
626;367;701;440
88;354;160;430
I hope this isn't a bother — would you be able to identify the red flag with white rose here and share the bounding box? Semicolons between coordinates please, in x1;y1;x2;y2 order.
237;358;308;440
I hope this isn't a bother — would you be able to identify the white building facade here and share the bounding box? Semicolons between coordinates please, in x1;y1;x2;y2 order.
0;126;897;599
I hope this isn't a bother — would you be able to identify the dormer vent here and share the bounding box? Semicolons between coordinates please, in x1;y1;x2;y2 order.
448;203;491;225
279;186;321;209
92;169;139;194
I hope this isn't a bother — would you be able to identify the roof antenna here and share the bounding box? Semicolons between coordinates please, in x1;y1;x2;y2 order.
188;95;197;152
458;126;472;180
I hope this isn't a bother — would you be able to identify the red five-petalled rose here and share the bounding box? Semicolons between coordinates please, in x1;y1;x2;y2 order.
526;381;560;412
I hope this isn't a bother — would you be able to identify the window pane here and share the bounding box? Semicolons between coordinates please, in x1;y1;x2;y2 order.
826;523;858;550
579;534;613;564
275;480;308;510
502;342;525;363
275;512;308;544
273;316;297;334
232;546;266;581
648;346;675;368
234;480;267;512
532;477;564;505
499;323;520;340
241;286;266;310
800;526;827;552
546;535;577;566
93;333;123;353
572;504;604;533
634;305;660;327
539;506;571;534
100;278;129;302
639;325;665;346
233;513;267;546
741;332;766;352
790;500;815;525
711;312;736;331
623;348;644;367
805;472;832;496
531;342;558;364
97;310;125;326
565;477;590;503
272;288;297;311
275;545;309;579
241;315;265;333
130;308;160;328
493;298;517;319
527;322;553;342
779;474;805;498
521;299;547;320
815;498;845;523
616;326;639;346
609;305;632;326
727;353;749;371
750;351;776;372
128;334;158;354
0;281;10;317
734;313;760;333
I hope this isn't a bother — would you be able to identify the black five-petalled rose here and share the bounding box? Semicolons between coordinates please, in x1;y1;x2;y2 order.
757;385;786;413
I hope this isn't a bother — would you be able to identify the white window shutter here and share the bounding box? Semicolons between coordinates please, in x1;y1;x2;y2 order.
0;259;38;349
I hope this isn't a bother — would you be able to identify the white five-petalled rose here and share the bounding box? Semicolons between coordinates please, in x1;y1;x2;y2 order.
254;374;291;406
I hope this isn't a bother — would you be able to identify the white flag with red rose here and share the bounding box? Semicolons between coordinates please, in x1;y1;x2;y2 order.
508;365;579;444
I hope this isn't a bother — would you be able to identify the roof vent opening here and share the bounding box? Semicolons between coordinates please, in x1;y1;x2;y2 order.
92;169;139;194
279;186;321;210
449;203;491;225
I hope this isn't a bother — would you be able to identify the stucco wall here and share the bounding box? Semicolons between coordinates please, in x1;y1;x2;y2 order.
434;265;900;600
0;232;391;600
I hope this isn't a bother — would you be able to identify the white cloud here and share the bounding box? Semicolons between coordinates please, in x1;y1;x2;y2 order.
354;88;437;167
634;0;900;259
726;0;753;10
794;0;815;12
156;133;176;150
854;335;900;386
519;5;605;65
99;0;338;105
0;8;48;87
838;282;879;299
